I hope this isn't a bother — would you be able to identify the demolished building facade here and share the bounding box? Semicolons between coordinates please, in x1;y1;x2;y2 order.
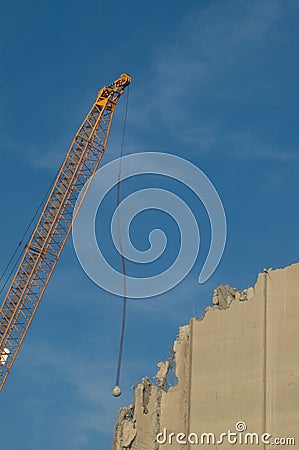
112;263;299;449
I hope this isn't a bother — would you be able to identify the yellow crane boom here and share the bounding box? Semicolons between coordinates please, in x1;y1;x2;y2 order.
0;73;131;391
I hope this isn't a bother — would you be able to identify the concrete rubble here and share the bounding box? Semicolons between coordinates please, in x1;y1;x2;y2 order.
111;263;299;450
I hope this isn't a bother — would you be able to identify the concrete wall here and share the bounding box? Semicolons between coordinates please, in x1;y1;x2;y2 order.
112;263;299;449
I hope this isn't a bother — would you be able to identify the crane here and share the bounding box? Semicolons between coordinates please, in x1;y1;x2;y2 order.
0;73;131;391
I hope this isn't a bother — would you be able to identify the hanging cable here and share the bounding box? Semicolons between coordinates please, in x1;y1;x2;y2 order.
0;248;25;296
0;146;76;291
0;178;55;288
112;87;130;397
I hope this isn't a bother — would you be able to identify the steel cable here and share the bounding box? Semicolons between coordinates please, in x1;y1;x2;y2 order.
0;179;55;290
115;86;130;388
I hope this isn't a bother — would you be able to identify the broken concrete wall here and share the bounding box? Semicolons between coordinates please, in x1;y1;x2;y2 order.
111;326;191;450
112;378;161;450
111;263;299;449
158;325;190;449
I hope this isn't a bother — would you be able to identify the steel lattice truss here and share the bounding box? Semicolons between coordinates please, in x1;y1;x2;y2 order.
0;74;131;391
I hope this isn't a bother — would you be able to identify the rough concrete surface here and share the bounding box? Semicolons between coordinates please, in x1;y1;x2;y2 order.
111;263;299;449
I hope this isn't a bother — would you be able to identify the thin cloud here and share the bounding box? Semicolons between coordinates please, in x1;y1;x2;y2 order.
127;0;298;163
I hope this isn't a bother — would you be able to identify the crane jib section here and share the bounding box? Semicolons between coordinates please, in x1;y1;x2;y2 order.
0;74;131;391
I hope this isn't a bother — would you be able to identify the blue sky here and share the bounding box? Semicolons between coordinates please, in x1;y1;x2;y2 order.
1;0;299;449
